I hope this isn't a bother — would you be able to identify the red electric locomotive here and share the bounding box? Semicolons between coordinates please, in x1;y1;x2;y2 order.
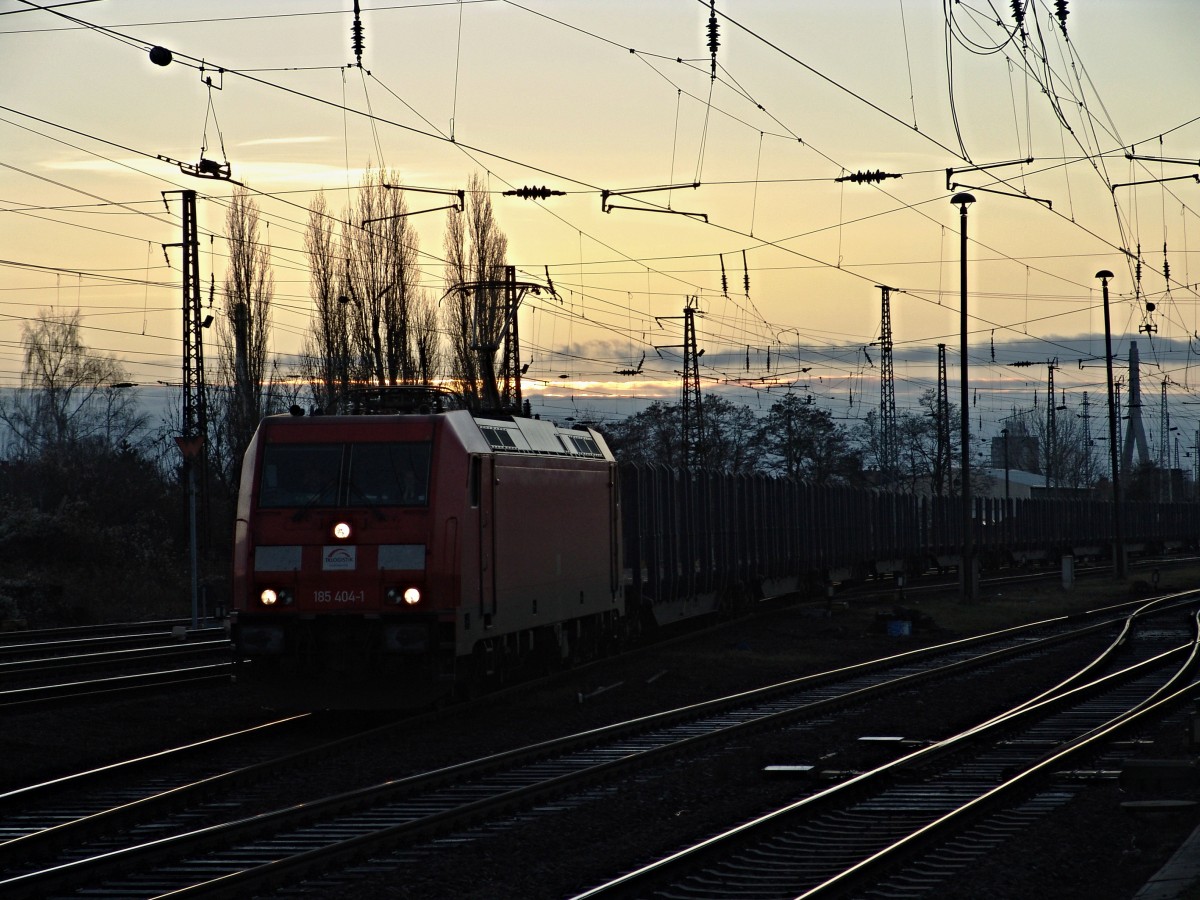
231;388;623;693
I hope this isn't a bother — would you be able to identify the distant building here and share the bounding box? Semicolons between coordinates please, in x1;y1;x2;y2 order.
979;467;1037;500
990;430;1040;474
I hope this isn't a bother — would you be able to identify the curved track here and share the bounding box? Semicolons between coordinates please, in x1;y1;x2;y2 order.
571;597;1200;898
1;595;1187;899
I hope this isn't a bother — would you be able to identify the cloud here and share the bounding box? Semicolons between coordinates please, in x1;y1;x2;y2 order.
237;137;331;147
41;158;148;174
235;161;363;185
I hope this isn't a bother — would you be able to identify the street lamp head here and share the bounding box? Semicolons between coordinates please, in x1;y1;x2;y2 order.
950;192;976;208
1096;269;1114;281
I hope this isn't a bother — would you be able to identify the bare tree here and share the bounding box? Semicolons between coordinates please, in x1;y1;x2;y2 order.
0;309;144;458
342;166;424;386
758;393;861;483
1025;396;1097;489
301;170;443;408
215;186;276;482
412;289;443;386
900;391;947;494
300;191;353;411
444;172;508;410
854;391;972;495
604;400;683;468
701;394;765;474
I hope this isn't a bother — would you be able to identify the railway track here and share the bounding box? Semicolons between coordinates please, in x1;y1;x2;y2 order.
0;618;202;644
0;619;233;710
571;600;1200;898
0;593;1189;899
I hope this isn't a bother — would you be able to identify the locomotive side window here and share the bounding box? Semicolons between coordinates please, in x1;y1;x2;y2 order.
347;442;431;507
259;444;343;508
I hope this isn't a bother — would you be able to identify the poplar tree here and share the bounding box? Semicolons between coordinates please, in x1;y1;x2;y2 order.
444;172;508;410
302;167;441;410
215;186;276;485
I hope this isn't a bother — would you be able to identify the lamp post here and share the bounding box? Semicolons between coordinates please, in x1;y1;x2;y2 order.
1097;269;1126;579
952;192;976;600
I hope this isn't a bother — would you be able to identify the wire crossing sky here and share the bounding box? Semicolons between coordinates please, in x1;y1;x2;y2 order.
2;0;1200;441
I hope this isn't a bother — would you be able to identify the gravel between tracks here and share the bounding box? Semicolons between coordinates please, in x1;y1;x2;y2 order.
5;570;1200;899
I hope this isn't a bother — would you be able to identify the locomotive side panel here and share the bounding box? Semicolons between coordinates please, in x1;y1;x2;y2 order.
488;456;620;645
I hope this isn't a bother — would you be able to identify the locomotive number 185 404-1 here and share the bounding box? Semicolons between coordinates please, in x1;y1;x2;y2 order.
313;590;366;604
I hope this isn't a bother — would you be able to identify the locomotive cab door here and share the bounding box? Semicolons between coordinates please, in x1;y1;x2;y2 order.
474;454;497;627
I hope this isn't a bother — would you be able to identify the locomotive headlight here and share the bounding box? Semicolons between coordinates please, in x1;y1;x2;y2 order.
386;586;421;606
332;522;351;540
259;589;292;606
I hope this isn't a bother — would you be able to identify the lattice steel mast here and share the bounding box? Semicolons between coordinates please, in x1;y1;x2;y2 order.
935;343;950;496
1079;392;1095;484
166;189;208;447
681;297;704;470
877;285;897;482
499;266;522;411
163;188;209;627
1045;362;1057;490
653;296;705;470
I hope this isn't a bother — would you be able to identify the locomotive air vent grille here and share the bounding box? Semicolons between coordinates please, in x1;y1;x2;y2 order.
480;426;519;450
479;422;604;458
569;435;603;457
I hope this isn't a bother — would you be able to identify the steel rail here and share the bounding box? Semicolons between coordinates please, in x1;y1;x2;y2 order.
0;639;230;677
0;618;199;644
0;606;1144;899
0;714;309;809
800;610;1200;898
0;627;226;660
568;610;1199;899
0;662;233;710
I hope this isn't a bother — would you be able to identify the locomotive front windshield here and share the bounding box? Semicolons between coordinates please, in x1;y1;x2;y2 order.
258;441;432;508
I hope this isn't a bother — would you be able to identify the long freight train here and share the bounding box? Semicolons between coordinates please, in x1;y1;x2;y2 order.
231;391;1200;688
